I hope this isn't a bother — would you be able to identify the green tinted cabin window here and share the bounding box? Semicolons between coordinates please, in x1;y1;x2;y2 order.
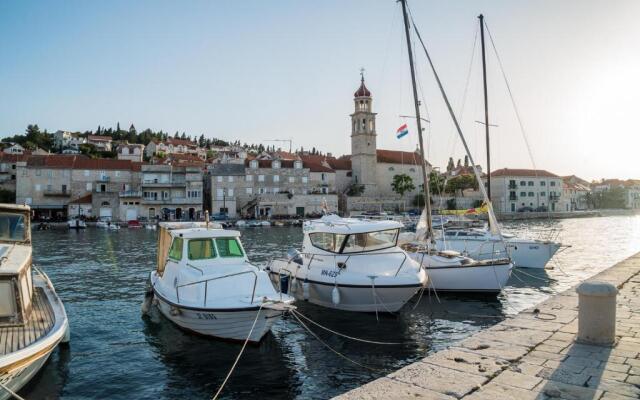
188;239;217;260
168;237;184;261
216;238;244;257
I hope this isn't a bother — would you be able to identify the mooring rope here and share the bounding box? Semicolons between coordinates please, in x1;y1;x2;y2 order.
290;311;383;372
212;303;265;400
0;382;26;400
291;310;404;345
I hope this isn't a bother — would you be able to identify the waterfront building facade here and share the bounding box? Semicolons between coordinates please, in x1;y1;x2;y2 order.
562;175;591;211
208;157;337;218
486;168;564;213
140;164;204;221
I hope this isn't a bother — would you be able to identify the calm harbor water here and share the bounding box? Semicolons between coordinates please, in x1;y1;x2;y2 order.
21;214;640;399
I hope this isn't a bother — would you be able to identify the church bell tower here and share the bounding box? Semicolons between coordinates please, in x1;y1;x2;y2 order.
350;70;377;194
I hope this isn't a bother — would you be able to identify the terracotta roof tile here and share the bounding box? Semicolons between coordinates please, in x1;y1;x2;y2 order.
490;168;559;178
87;135;113;142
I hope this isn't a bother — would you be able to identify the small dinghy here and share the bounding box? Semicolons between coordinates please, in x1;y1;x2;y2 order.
0;204;69;399
143;221;294;343
266;215;427;313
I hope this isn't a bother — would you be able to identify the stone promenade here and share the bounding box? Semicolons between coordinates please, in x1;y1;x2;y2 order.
335;252;640;400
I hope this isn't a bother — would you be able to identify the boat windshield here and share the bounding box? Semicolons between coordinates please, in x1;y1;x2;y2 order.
309;229;399;253
342;229;399;253
216;238;244;258
186;237;245;260
0;212;26;242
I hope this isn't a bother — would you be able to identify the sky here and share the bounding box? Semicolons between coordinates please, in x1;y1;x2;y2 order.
0;0;638;181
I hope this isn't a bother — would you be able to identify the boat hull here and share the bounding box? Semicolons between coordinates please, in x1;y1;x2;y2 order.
153;292;286;343
422;262;512;292
267;269;423;313
436;238;560;269
0;274;69;400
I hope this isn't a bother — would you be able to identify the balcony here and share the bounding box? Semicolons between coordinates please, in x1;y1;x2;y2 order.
509;195;517;201
96;176;110;183
549;194;560;201
142;180;186;187
508;183;517;189
43;189;71;197
142;196;201;205
120;190;142;198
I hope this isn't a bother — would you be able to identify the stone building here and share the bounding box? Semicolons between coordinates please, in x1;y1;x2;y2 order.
207;156;338;218
15;155;142;220
485;168;564;213
140;164;204;221
145;138;207;161
86;135;113;152
116;142;145;162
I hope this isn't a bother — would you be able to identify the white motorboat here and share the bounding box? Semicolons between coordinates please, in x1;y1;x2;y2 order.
266;215;427;313
67;217;86;229
235;220;247;228
97;218;120;230
143;221;294;343
436;229;563;269
0;204;70;399
145;223;157;230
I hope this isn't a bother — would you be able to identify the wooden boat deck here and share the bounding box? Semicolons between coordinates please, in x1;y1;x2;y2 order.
0;288;54;356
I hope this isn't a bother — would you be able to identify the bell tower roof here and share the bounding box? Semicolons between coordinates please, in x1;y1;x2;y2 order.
354;69;371;98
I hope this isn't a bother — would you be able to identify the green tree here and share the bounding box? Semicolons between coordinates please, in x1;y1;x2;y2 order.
445;174;478;195
391;174;415;198
347;184;365;196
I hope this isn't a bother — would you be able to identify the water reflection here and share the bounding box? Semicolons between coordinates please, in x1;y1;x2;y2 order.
17;214;640;399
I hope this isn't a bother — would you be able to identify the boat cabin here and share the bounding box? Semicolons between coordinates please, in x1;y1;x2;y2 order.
302;215;403;255
0;204;33;327
156;222;248;276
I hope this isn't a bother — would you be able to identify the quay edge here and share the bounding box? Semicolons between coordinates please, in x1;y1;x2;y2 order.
334;251;640;399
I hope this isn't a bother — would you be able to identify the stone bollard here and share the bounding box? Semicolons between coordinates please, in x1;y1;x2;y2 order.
576;281;617;346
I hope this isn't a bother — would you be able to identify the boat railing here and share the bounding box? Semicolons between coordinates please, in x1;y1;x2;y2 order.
185;263;204;275
175;270;258;306
472;240;511;261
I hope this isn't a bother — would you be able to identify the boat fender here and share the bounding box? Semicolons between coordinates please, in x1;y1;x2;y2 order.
62;323;71;344
302;280;310;301
170;306;181;316
152;298;159;307
141;295;153;315
280;275;290;295
332;286;340;305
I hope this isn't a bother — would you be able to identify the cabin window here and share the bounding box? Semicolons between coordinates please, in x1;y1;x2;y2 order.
342;229;399;253
168;237;184;261
188;239;217;260
216;238;244;257
0;212;26;242
0;281;17;317
309;232;346;253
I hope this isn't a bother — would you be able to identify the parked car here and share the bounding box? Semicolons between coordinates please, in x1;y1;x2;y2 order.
517;206;533;212
535;206;548;212
211;212;228;221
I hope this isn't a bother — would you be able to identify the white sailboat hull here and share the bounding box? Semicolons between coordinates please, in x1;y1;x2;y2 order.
436;238;560;269
153;292;287;343
415;257;512;293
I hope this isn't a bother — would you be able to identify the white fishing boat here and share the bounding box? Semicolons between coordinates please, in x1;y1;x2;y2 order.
145;223;157;230
266;215;427;313
436;229;562;269
96;218;110;229
143;221;294;343
0;204;70;400
66;217;86;229
235;220;247;228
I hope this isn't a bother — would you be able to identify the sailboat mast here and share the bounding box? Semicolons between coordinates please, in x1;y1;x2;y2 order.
479;14;491;201
400;0;434;241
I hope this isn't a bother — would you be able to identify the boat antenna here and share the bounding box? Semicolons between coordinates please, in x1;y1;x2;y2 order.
400;0;434;244
408;8;502;236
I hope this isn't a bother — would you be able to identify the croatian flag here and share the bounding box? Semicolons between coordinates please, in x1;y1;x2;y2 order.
396;124;409;139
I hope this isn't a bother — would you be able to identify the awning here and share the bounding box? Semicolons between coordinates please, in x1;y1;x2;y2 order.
29;205;65;210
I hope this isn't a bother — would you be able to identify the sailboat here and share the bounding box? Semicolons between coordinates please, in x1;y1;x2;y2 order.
397;0;513;293
431;15;564;269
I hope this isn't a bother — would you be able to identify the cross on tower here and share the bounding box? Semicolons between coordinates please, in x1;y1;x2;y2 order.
360;67;365;82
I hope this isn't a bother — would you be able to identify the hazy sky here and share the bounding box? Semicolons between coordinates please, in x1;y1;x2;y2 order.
1;0;638;181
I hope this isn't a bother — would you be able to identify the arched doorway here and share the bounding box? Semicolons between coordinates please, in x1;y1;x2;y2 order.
188;208;195;220
99;201;112;221
175;208;182;220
